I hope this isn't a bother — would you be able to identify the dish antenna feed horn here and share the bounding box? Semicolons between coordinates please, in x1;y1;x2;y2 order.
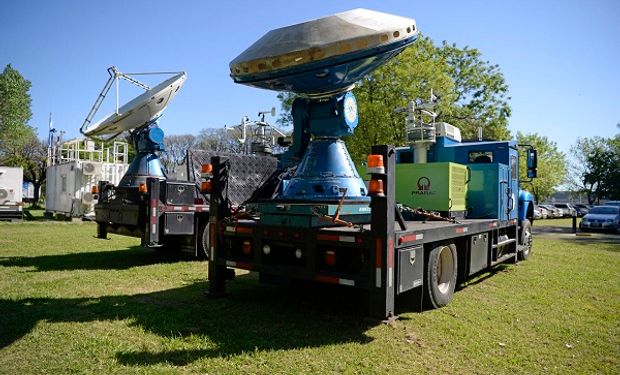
80;66;187;187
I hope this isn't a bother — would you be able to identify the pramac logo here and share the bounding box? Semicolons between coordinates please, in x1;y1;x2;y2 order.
417;176;431;191
412;176;434;195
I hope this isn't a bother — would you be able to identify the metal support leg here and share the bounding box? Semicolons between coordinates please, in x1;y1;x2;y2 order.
97;223;108;239
368;145;396;318
146;177;161;246
207;156;229;297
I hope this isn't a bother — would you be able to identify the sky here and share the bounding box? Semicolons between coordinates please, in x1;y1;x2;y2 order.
1;0;619;155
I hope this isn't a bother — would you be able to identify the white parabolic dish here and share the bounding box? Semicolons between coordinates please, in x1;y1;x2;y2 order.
83;72;187;137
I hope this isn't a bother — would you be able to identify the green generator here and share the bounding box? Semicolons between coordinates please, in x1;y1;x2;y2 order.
395;162;469;216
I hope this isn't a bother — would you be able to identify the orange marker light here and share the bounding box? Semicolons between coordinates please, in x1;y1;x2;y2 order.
369;179;384;196
242;240;252;255
366;154;385;174
91;185;99;194
201;163;213;174
138;183;148;194
200;181;212;193
325;250;336;266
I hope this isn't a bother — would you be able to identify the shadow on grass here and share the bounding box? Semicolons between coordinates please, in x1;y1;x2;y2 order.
0;277;373;365
461;264;511;288
0;246;195;271
564;235;620;248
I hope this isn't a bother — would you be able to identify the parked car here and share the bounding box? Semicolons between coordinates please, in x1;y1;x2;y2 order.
554;203;577;217
573;204;590;217
534;206;542;219
579;206;620;232
534;205;548;219
603;201;620;207
540;204;562;218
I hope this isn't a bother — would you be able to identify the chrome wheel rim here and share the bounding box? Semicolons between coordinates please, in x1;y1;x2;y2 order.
437;246;454;294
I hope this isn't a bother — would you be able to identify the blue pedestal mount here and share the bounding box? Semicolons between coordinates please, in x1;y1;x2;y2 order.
118;121;167;187
279;92;368;202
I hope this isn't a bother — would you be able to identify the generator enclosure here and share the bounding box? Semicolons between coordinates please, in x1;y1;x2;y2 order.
46;161;128;217
0;166;23;220
395;162;468;214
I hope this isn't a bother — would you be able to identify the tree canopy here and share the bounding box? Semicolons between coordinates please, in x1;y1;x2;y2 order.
276;36;512;163
567;127;620;203
0;65;48;206
515;132;567;203
0;64;36;162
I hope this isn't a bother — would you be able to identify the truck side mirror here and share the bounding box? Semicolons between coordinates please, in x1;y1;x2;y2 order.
527;149;537;178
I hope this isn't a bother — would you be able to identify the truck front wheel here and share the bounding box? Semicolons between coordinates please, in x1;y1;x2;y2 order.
518;219;532;261
425;243;457;309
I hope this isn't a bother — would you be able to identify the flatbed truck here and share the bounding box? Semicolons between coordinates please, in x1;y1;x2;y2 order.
206;144;536;318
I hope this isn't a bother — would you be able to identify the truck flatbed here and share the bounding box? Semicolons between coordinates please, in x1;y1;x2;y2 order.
207;145;532;318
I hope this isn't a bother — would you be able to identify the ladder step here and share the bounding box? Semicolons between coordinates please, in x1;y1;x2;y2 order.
492;238;516;249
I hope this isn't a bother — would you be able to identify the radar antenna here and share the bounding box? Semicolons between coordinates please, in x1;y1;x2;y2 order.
80;67;187;187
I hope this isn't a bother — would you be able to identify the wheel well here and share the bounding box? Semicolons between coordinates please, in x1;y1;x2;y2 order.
526;201;534;223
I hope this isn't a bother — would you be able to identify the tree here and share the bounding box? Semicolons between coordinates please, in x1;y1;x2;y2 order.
19;136;47;207
159;129;244;173
0;132;47;206
516;132;567;203
196;128;242;153
567;130;620;203
436;41;511;140
348;36;456;162
275;36;512;162
0;65;47;206
160;134;199;173
0;64;35;159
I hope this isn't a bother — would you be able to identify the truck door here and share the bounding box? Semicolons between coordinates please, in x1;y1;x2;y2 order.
509;154;519;219
499;165;509;221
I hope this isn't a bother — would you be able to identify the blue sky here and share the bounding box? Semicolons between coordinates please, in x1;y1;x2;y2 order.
1;0;619;154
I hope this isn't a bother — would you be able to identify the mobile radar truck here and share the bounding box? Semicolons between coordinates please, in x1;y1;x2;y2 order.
203;8;538;317
88;9;538;317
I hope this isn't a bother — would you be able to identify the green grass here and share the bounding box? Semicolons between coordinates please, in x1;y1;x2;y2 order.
0;222;619;374
534;217;578;227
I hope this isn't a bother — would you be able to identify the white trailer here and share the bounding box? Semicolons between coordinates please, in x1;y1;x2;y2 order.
0;166;24;220
46;160;129;217
45;138;128;218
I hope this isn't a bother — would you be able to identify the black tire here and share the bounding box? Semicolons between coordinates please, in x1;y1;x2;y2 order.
424;243;457;309
518;219;532;261
197;220;210;260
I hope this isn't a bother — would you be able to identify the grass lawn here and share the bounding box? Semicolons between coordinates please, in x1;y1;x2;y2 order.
0;222;618;374
534;217;578;228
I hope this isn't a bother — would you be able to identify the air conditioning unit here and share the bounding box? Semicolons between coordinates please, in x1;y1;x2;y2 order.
435;122;462;142
0;187;14;205
81;162;102;176
82;191;99;205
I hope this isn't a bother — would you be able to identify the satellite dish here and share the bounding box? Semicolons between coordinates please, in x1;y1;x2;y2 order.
81;71;187;137
230;8;417;95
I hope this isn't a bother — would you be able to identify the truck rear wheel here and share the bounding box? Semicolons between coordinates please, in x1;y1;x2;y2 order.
425;243;457;309
518;219;532;261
